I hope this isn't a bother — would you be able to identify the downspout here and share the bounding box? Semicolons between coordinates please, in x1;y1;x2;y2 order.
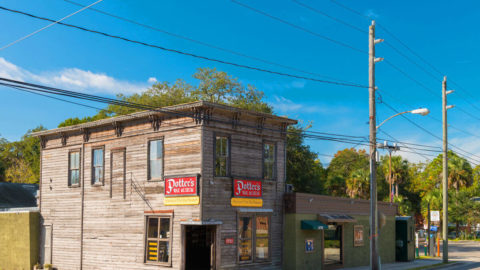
281;139;287;267
80;142;85;269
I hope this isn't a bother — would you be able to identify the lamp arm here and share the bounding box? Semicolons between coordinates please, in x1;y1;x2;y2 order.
376;111;410;130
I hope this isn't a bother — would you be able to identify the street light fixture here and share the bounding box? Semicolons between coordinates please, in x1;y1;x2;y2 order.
376;108;430;130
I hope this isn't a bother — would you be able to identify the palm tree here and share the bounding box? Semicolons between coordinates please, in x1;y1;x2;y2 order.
346;168;370;199
388;156;409;197
448;155;472;192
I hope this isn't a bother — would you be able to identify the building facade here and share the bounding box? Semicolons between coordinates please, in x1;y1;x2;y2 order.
284;193;398;269
34;101;296;270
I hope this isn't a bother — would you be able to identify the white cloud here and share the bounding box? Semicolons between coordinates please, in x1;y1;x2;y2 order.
272;96;350;114
365;9;379;18
0;57;152;94
148;77;158;84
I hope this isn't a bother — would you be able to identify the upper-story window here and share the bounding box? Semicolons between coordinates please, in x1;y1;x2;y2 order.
215;136;230;177
263;143;276;180
148;139;164;180
92;148;104;185
69;151;80;186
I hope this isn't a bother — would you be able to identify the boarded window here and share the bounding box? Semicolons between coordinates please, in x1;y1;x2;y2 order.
263;143;275;180
145;216;172;265
215;136;229;176
92;148;104;184
69;151;80;186
238;214;270;263
149;139;163;180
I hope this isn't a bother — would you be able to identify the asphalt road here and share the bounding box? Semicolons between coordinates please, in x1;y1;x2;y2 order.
438;240;480;270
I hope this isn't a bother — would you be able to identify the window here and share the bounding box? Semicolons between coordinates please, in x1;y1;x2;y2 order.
148;139;163;180
92;148;104;185
263;143;275;180
69;151;80;186
215;136;229;176
145;216;172;265
238;214;270;263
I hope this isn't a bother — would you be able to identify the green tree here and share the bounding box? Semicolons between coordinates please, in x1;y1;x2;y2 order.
346;168;369;199
448;154;473;192
0;126;46;183
286;126;325;194
326;148;369;197
58;67;272;127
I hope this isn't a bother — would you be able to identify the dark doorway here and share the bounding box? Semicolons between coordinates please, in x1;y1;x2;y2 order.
324;224;343;268
185;225;216;270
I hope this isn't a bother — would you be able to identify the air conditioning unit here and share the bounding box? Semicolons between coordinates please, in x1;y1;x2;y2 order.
285;184;294;193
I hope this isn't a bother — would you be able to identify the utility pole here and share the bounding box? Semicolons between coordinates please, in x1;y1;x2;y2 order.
442;76;453;263
369;20;383;270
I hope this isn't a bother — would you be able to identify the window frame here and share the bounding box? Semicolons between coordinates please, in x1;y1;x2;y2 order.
214;133;231;177
144;214;173;266
147;137;165;181
262;141;277;181
91;146;105;186
68;149;81;187
237;212;272;264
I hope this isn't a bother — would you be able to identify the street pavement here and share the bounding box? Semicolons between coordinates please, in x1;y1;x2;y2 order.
343;240;480;270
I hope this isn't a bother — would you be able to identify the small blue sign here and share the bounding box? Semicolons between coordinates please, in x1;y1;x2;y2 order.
305;239;314;253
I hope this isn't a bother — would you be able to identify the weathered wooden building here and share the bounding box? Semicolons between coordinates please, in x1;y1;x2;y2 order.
34;101;296;270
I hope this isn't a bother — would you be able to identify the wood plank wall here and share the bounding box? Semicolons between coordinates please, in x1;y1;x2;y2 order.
39;108;290;270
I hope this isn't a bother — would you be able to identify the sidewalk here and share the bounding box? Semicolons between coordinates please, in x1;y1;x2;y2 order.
343;258;443;270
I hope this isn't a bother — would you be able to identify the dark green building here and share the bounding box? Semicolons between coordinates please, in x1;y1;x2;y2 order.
284;193;397;269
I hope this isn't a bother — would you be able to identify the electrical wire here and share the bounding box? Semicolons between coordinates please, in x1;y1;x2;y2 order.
0;5;367;89
0;76;447;156
0;0;103;51
61;0;361;86
231;0;367;54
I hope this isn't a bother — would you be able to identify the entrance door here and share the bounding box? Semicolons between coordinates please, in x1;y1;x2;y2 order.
324;224;343;267
185;225;216;270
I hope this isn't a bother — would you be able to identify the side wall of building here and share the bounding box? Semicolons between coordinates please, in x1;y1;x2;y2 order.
40;118;202;270
0;211;39;270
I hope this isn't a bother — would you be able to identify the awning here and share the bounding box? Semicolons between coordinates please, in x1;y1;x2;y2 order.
318;214;356;223
301;220;328;230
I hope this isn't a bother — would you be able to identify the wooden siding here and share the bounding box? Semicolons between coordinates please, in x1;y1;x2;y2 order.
40;118;203;270
39;106;290;270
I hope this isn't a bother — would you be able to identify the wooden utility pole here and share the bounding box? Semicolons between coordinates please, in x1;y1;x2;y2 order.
369;20;382;270
442;76;448;263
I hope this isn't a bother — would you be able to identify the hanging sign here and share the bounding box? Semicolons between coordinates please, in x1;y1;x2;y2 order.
164;175;198;196
233;179;262;197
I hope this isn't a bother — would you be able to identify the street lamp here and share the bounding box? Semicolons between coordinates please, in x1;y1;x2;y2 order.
376;108;430;129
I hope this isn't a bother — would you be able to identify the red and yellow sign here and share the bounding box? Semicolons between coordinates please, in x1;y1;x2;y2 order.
231;197;263;207
233;179;262;197
164;196;200;206
164;176;198;196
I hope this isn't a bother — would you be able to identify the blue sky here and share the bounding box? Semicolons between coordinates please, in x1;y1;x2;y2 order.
0;0;479;166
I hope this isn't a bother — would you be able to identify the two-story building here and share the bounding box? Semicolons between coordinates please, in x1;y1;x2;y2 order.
34;101;296;270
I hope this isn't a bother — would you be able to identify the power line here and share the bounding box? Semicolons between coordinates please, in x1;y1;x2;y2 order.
0;0;103;51
231;0;367;54
0;5;367;89
61;0;360;85
381;100;480;164
329;0;480;118
291;0;367;34
0;76;447;156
